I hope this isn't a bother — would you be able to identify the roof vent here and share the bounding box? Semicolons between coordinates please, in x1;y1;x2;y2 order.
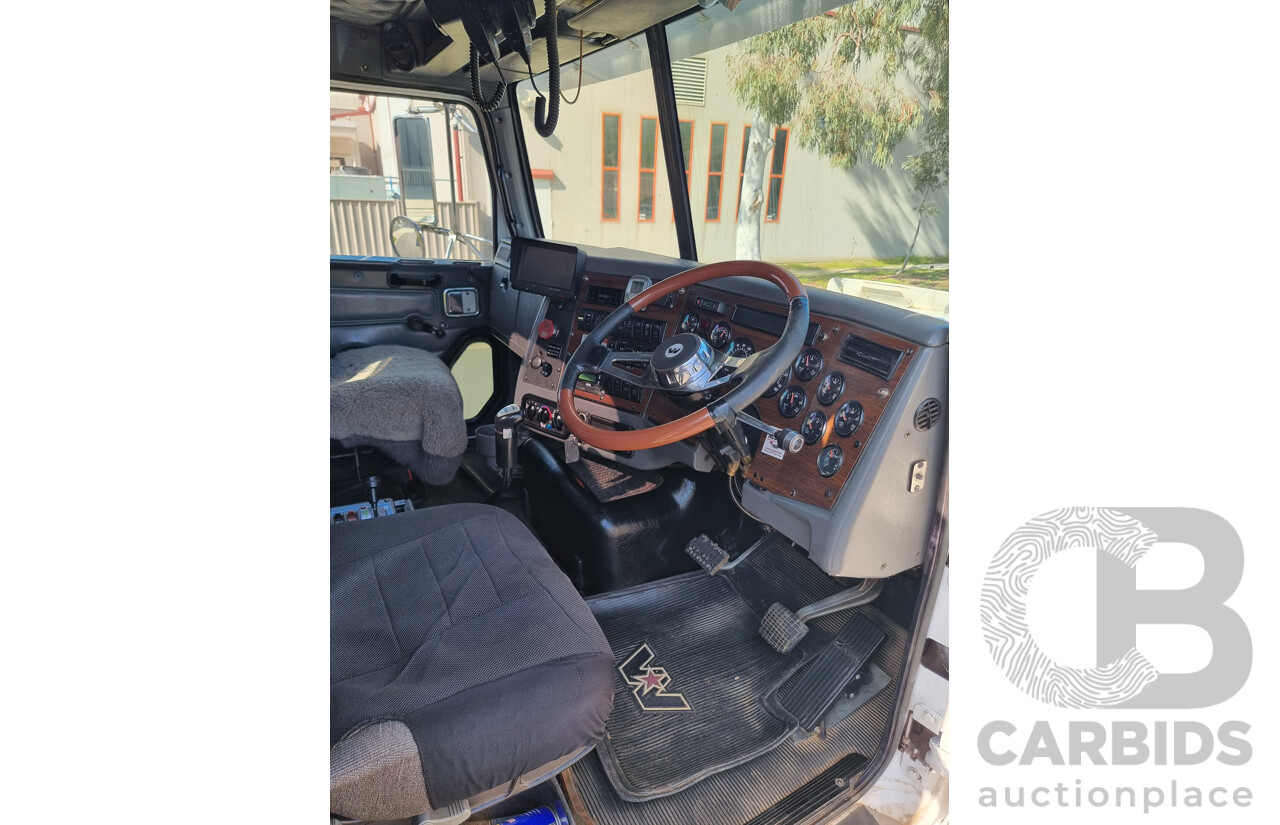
837;334;903;381
914;398;942;431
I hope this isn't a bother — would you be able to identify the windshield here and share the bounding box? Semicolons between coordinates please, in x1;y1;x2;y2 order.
516;0;948;318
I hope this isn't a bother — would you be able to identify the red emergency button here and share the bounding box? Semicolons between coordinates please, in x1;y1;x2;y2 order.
538;319;559;340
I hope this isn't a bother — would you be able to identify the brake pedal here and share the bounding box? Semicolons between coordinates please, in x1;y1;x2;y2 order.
760;603;809;653
685;534;730;575
758;578;885;654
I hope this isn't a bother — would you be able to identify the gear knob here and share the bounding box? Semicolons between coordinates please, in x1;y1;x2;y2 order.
494;403;523;470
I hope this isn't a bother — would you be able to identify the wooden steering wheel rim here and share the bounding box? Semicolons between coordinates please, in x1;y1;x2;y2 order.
557;260;806;453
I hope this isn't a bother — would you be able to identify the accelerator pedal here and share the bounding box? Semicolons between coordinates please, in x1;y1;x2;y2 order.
778;613;887;731
685;534;730;575
758;578;885;654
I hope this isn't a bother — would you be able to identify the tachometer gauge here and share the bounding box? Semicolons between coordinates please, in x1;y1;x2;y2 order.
728;337;754;357
833;400;864;437
801;410;827;445
816;443;844;478
708;322;731;349
762;366;791;398
793;348;824;381
679;312;700;334
817;372;845;406
778;385;807;419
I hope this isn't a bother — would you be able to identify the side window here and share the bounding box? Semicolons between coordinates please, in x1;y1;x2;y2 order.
638;117;658;222
735;124;751;220
705;122;727;221
602;113;621;221
765;127;788;223
329;92;493;260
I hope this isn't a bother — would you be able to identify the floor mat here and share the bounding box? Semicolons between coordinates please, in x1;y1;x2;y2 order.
566;533;907;825
568;455;663;503
588;571;806;801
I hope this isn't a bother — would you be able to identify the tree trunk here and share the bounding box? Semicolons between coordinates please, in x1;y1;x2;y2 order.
735;110;774;261
895;194;928;277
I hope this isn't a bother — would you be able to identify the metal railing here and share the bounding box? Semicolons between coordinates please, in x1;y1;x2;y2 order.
329;199;488;260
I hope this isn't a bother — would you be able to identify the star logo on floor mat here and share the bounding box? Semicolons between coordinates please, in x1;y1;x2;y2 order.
618;643;691;711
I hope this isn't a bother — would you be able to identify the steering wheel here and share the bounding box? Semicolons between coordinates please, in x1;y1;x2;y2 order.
558;260;809;453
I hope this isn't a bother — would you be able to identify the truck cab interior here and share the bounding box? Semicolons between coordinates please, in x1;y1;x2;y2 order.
330;1;948;824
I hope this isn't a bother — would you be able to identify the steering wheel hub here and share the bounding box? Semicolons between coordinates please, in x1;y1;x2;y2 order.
651;332;716;391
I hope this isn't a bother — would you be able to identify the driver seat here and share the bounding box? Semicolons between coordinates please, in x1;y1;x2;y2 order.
331;503;615;820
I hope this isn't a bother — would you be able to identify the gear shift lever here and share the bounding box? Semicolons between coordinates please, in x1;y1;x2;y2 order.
494;403;523;472
486;404;524;502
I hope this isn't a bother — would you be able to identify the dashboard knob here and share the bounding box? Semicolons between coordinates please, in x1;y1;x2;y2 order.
536;406;552;424
537;319;559;340
778;429;804;453
530;354;544;369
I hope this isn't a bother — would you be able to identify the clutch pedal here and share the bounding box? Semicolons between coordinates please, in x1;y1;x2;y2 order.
685;534;730;575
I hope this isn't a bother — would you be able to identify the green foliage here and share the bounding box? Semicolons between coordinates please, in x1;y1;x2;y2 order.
727;0;948;193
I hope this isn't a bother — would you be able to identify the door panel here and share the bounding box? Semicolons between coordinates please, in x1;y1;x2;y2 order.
330;257;492;361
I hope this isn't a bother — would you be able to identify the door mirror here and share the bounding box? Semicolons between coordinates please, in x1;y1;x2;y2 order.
390;216;426;259
393;115;438;225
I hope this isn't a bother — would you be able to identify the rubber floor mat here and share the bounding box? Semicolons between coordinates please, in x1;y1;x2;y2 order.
567;455;663;503
566;533;905;825
564;606;906;825
587;571;806;801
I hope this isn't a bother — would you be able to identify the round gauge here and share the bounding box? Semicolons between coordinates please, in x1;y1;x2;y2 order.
801;410;827;445
793;348;824;381
817;372;846;406
833;400;865;437
762;366;791;398
816;444;844;478
778;386;807;419
679;312;700;334
728;337;755;358
708;322;731;349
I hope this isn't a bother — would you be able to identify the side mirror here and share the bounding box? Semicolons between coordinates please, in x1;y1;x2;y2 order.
390;215;426;259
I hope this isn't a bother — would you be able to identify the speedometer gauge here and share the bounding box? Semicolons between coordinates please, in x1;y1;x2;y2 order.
793;348;824;381
728;337;755;357
778;386;807;419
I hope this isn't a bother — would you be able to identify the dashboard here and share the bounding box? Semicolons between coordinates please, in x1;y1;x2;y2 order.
515;269;919;512
502;241;948;579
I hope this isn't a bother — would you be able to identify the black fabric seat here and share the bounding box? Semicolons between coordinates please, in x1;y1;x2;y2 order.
331;504;615;820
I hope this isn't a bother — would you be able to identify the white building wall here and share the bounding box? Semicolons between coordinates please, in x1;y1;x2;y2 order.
517;43;947;263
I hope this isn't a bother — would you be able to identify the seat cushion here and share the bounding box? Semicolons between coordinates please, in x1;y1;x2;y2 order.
331;504;615;818
330;345;467;485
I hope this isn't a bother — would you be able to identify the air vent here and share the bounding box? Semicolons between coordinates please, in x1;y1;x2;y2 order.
914;398;942;431
585;285;624;307
672;57;707;106
836;335;903;381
